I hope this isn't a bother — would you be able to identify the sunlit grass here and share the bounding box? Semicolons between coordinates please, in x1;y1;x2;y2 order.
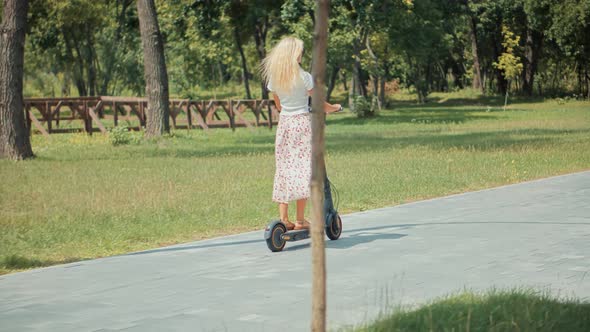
350;289;590;332
1;94;589;274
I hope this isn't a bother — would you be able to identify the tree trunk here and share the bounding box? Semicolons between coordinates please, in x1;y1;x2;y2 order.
254;17;269;99
551;58;560;92
379;77;386;106
349;35;366;110
351;31;367;95
137;0;170;137
62;30;87;96
493;35;507;95
234;27;252;99
581;63;585;97
0;0;33;160
451;60;465;89
100;0;132;95
468;16;483;92
523;27;542;96
310;2;329;331
326;65;339;102
86;30;97;96
504;80;510;111
365;37;379;100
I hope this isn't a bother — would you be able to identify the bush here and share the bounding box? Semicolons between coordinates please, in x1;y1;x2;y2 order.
109;126;137;146
351;95;379;118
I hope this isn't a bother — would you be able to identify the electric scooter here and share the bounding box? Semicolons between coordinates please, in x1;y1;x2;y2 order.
264;175;342;252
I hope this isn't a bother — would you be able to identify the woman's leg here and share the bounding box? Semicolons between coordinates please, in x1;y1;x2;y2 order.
279;203;295;230
279;203;289;221
296;199;306;221
295;199;310;230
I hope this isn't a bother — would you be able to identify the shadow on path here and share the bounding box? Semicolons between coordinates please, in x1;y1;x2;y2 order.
123;220;590;256
124;223;412;256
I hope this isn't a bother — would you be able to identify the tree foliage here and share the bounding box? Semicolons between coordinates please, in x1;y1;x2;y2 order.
494;25;523;82
21;0;590;101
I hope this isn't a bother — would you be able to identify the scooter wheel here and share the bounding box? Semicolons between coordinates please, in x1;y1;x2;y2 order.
326;214;342;240
266;223;287;252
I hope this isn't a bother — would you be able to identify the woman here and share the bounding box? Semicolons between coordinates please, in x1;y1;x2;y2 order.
261;36;341;231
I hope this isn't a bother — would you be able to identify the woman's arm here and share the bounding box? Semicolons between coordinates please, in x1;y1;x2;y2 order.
272;93;282;112
308;89;342;113
323;102;342;113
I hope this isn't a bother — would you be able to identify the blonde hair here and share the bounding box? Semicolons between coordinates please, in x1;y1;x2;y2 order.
261;37;304;94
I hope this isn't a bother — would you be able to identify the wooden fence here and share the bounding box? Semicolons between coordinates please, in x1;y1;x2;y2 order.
24;96;280;136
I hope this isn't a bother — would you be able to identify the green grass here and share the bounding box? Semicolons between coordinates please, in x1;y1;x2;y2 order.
1;92;589;274
350;289;590;332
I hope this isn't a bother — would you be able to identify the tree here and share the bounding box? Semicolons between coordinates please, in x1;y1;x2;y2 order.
137;0;170;137
465;0;484;92
545;0;590;98
231;0;283;100
494;25;523;110
17;0;590;101
310;0;329;330
0;0;33;160
26;0;143;97
388;0;449;103
98;0;136;95
227;1;255;99
27;0;106;96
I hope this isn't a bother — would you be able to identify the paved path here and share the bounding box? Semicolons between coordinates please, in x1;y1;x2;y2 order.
1;171;589;332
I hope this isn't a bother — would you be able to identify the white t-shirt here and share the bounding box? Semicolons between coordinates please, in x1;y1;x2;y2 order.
267;69;314;116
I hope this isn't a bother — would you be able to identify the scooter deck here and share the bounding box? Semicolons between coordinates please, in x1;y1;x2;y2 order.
281;229;310;241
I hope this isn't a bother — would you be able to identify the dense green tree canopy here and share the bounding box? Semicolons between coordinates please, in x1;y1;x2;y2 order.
22;0;590;102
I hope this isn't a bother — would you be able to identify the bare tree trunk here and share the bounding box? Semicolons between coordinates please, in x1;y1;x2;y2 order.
577;61;583;96
254;17;269;99
310;0;329;331
234;27;252;99
326;65;339;102
349;29;367;109
62;30;87;96
86;30;97;96
0;0;33;160
551;58;560;92
468;16;483;92
341;71;348;91
100;0;133;95
523;27;542;96
504;80;510;111
493;35;507;95
137;0;170;138
379;78;386;106
365;37;379;100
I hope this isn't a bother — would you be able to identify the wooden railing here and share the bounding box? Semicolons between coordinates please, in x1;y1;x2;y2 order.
24;96;280;136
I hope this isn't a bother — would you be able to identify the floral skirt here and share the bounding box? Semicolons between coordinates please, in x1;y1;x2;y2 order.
272;113;312;203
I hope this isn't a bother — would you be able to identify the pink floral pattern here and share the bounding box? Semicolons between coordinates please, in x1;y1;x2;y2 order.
272;113;312;203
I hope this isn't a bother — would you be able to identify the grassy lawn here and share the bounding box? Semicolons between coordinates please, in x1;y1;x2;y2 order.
351;289;590;332
1;92;589;274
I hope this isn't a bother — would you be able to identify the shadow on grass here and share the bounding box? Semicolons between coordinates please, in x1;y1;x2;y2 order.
388;94;547;109
38;126;585;163
357;289;590;332
34;96;588;162
323;128;590;155
116;127;590;161
1;254;86;270
327;109;497;126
